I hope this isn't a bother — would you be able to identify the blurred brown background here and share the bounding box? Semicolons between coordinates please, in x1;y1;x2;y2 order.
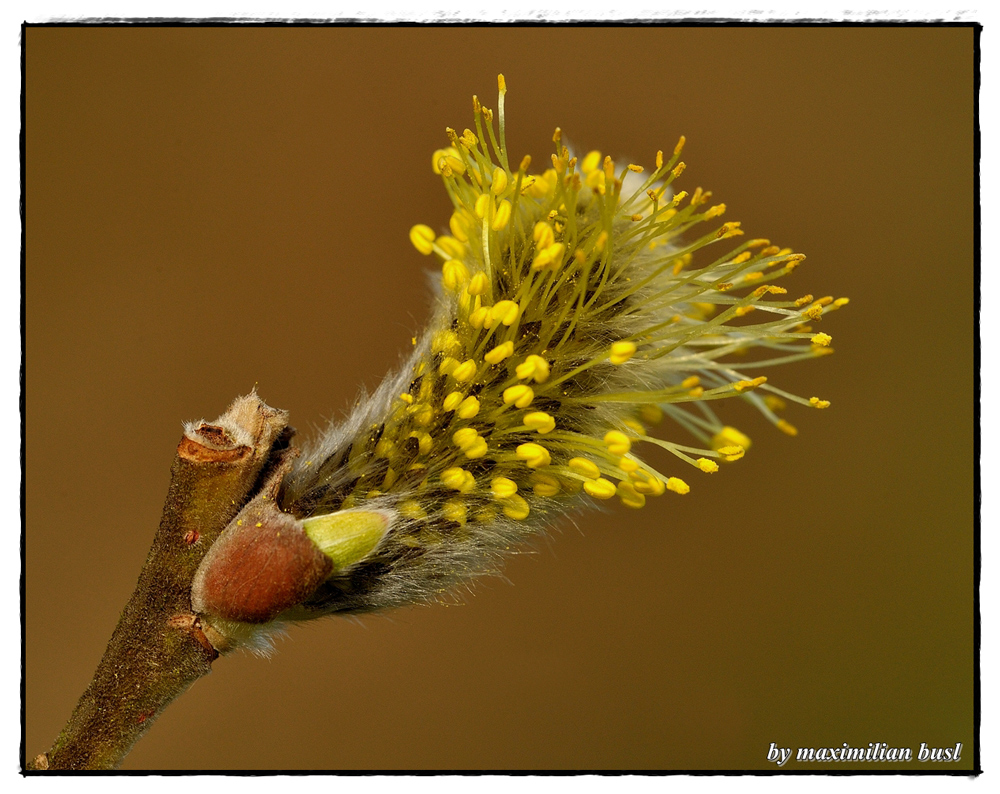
25;26;975;770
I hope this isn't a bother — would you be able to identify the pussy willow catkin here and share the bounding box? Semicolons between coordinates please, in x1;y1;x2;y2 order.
192;77;845;651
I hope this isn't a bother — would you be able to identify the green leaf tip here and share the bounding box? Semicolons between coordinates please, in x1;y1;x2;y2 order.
301;509;391;572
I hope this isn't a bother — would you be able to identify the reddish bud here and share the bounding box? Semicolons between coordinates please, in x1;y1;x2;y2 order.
191;498;332;624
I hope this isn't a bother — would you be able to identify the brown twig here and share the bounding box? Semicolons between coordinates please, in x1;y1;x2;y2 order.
27;393;291;771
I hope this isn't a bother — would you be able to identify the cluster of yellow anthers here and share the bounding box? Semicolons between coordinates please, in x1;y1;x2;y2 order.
368;75;846;527
295;75;844;546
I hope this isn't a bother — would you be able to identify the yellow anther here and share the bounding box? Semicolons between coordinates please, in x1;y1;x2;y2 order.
492;199;512;231
595;231;608;253
639;404;664;425
523;411;556;434
530;473;561;497
432;147;466;176
805;305;824;321
609;341;637;364
441;467;474;492
468;306;490;329
815;296;834;306
518;154;531;173
666;477;690;495
604;430;632;455
716;445;745;462
442;499;468;526
671;162;686;178
761;245;781;257
503;384;534;408
431;329;461;356
734;306;756;318
399;499;427;520
618;421;643;440
442;391;464;412
452;427;479;450
457;395;481;419
431;148;450;174
809;397;831;409
489;299;520;327
464;437;489;458
442;259;470;291
484;341;514;365
449;210;470;242
452;359;478;383
734;376;767;393
500;494;530;520
374;437;395;458
688;386;704;398
696;458;719;473
674;135;686;156
794;294;814;307
617;480;646;509
777;419;799;437
516;442;551;469
586;169;606;191
618;456;639;473
632;474;666;496
627;163;643;173
409;431;433;456
409;403;434;426
681;376;700;389
743;271;764;281
704;203;726;219
584;477;617;500
532;221;555;249
491;477;518;499
581;150;602;174
764;395;786;412
834;297;850;307
566;457;599;479
438;356;459;376
468;272;489;296
435;236;464;261
712;426;752;452
531;241;566;271
603;155;615;181
718;221;743;238
409;224;436;255
516;354;550;383
491;166;508;196
732;252;752;265
460;128;478;148
811;332;832;347
399;393;414;405
474;192;490;219
497;73;507;92
655;150;664;169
